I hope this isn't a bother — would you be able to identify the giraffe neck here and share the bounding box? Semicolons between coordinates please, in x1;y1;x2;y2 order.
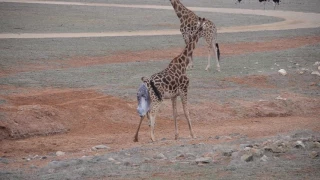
170;0;193;21
167;32;201;74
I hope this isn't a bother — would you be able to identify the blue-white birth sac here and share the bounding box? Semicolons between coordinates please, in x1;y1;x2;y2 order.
136;83;150;117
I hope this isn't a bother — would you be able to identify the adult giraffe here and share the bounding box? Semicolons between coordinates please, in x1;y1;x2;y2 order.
134;18;207;142
169;0;220;72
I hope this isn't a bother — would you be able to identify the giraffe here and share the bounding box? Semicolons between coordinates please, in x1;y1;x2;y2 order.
134;18;206;142
169;0;220;72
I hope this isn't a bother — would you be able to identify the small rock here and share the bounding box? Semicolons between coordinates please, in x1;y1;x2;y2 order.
244;147;252;151
153;153;166;160
294;141;306;149
264;145;286;153
176;154;185;160
310;82;317;86
240;144;253;149
144;157;151;162
312;142;320;148
108;157;115;162
92;145;110;151
278;69;287;76
220;136;232;141
311;71;320;76
114;162;121;165
241;154;253;162
309;151;319;159
195;157;211;164
124;162;130;166
125;153;131;156
318;66;320;71
314;61;320;66
251;148;264;157
260;155;269;162
56;151;65;156
275;96;287;100
185;153;196;159
197;162;207;166
223;150;234;157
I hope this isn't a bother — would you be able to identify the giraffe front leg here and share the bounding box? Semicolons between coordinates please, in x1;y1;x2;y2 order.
134;116;145;142
205;48;211;71
172;97;179;140
149;113;156;142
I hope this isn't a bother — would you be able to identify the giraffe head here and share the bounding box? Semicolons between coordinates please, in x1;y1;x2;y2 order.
136;82;150;117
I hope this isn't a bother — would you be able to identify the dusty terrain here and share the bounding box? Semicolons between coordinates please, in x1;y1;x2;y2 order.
0;0;320;179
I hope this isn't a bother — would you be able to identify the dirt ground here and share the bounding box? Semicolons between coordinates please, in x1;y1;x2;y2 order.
0;0;320;179
0;36;319;176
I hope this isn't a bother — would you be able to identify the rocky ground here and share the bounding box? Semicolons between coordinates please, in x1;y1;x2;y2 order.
0;0;320;179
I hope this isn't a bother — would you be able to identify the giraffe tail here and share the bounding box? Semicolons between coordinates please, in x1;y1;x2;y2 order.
216;43;220;61
150;80;162;101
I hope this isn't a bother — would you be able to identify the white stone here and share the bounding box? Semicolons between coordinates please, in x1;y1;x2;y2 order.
278;69;287;76
318;66;320;71
108;157;115;161
276;96;287;100
314;61;320;66
260;155;269;162
294;141;305;149
92;145;110;151
311;71;320;76
56;151;65;156
153;153;166;159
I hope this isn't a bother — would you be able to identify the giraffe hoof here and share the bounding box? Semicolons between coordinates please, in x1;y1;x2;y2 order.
175;134;179;140
134;138;138;142
151;136;156;142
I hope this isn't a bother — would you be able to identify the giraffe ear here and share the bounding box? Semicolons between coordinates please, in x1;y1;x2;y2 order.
141;77;149;83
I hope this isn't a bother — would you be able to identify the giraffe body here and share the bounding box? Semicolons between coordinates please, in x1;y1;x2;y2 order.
134;19;206;142
170;0;220;72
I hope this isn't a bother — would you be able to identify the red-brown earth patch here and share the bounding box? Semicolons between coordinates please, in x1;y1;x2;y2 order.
1;36;320;77
0;86;319;169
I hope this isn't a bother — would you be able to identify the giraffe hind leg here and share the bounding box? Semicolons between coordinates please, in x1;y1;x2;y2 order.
179;85;195;139
172;97;179;140
215;43;221;72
